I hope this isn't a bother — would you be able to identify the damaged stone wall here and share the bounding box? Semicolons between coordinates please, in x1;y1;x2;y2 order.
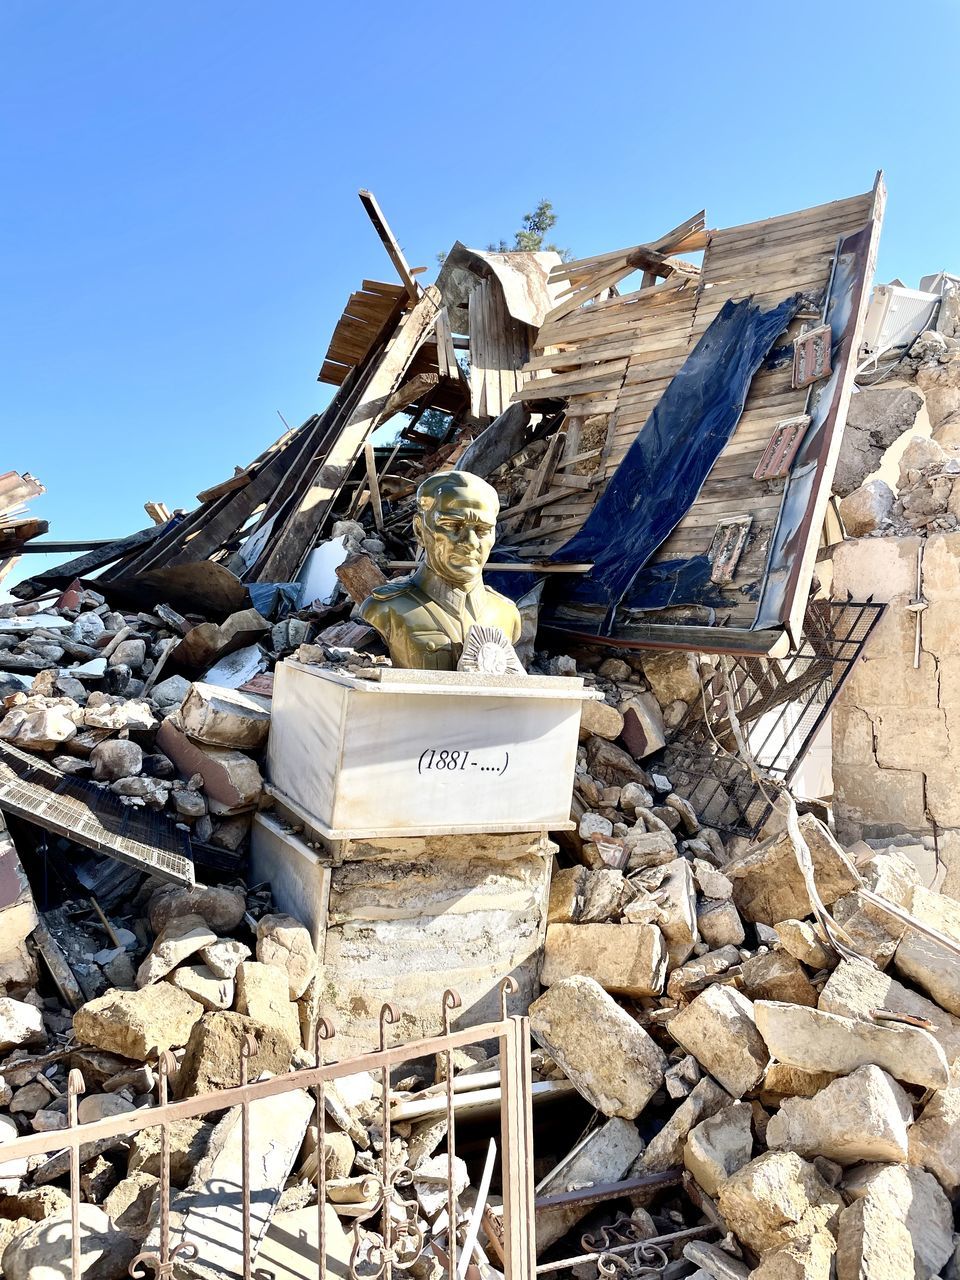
832;327;960;893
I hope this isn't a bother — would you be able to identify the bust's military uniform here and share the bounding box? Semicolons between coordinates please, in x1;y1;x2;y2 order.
360;565;521;671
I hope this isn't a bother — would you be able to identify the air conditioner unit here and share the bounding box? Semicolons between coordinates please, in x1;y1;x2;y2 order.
860;283;940;359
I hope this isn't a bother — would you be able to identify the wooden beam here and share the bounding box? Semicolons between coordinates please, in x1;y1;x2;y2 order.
358;189;420;301
363;441;384;531
9;524;168;599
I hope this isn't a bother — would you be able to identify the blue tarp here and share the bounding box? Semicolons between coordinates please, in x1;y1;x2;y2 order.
551;294;802;629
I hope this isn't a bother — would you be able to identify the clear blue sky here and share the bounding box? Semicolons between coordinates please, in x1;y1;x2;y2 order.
3;0;958;590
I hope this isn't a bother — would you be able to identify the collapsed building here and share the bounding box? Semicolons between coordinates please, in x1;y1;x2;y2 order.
2;176;960;1279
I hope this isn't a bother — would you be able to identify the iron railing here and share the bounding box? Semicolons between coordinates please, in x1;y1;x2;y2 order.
0;980;536;1280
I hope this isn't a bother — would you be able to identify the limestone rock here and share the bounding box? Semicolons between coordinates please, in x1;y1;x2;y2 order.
619;694;665;758
579;812;613;842
819;958;960;1064
89;738;143;781
683;1241;749;1280
529;976;666;1118
683;1101;753;1196
630;1077;731;1189
176;1012;293;1097
102;1172;158;1241
76;1093;137;1125
623;828;677;869
697;899;745;948
256;913;317;1001
666;946;741;1002
148;883;246;934
178;681;271;750
542;923;667;997
652;858;699;968
830;891;907;968
135;913;217;987
168;963;234;1011
909;1073;960;1191
234;962;301;1048
716;1151;843;1256
724;814;860;925
894;925;960;1017
578;699;624;742
127;1118;213;1186
585;737;648;788
1;1206;138;1280
835;383;927;497
640;651;701;708
843;1163;953;1280
0;702;78;752
669;986;769;1098
740;951;817;1007
765;1065;912;1165
693;859;733;900
156;719;262;812
198;937;250;980
0;999;45;1054
774;919;835;970
537;1117;644;1250
747;1232;836;1280
835;1194;914;1280
73;985;203;1059
547;867;626;924
757;1063;837;1104
754;1001;949;1089
838;480;895;537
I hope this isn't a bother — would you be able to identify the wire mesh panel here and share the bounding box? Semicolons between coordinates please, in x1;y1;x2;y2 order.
663;598;886;838
0;740;194;885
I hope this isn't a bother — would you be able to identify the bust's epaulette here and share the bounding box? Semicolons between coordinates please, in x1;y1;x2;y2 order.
484;584;520;610
368;578;416;601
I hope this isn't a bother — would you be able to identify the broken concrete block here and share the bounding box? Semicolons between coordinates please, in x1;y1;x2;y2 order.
148;883;246;934
640;651;701;708
683;1101;753;1196
177;1011;297;1098
73;985;204;1059
89;738;143;782
724;813;860;925
819;958;960;1064
1;1205;138;1280
835;1194;915;1280
754;1001;949;1089
774;918;836;970
578;698;624;742
234;962;301;1048
198;938;250;980
541;923;667;997
716;1151;843;1256
747;1232;836;1280
178;681;271;750
168;963;234;1011
765;1064;912;1164
669;986;769;1098
740;951;817;1007
536;1117;644;1250
156;718;263;812
128;1118;213;1187
529;976;666;1118
619;693;665;758
146;1090;313;1280
697;898;745;948
135;914;217;987
842;1163;953;1280
0;998;45;1054
256;913;317;1001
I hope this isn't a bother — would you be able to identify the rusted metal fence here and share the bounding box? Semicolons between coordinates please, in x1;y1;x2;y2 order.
0;979;536;1280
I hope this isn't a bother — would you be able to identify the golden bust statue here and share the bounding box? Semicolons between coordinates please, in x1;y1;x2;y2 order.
359;470;522;670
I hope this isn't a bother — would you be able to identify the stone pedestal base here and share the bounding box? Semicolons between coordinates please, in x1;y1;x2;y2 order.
252;809;552;1056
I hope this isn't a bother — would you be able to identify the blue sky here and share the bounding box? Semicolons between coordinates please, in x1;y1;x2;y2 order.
3;0;959;590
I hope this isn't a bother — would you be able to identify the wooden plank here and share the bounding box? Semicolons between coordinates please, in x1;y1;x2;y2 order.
10;524;166;599
255;286;441;582
363;441;384;532
196;469;250;504
514;361;628;403
358;189;420;300
383;373;440;417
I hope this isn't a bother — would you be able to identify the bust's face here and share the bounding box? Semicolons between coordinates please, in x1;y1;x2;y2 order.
416;487;498;588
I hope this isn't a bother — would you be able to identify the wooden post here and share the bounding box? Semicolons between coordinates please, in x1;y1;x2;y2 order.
358;189;420;301
500;1016;536;1280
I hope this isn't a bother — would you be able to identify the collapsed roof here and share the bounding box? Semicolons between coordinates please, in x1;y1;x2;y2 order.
11;178;886;657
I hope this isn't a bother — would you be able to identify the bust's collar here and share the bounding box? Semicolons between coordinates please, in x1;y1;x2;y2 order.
413;564;485;613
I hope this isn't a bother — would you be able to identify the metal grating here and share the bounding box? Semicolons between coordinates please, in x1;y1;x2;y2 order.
0;740;194;886
663;598;886;837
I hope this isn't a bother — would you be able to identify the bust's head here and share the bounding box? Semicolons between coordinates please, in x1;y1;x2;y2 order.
413;471;500;589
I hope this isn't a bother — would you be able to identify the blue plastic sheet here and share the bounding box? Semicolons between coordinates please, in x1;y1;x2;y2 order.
550;294;802;629
247;581;304;619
